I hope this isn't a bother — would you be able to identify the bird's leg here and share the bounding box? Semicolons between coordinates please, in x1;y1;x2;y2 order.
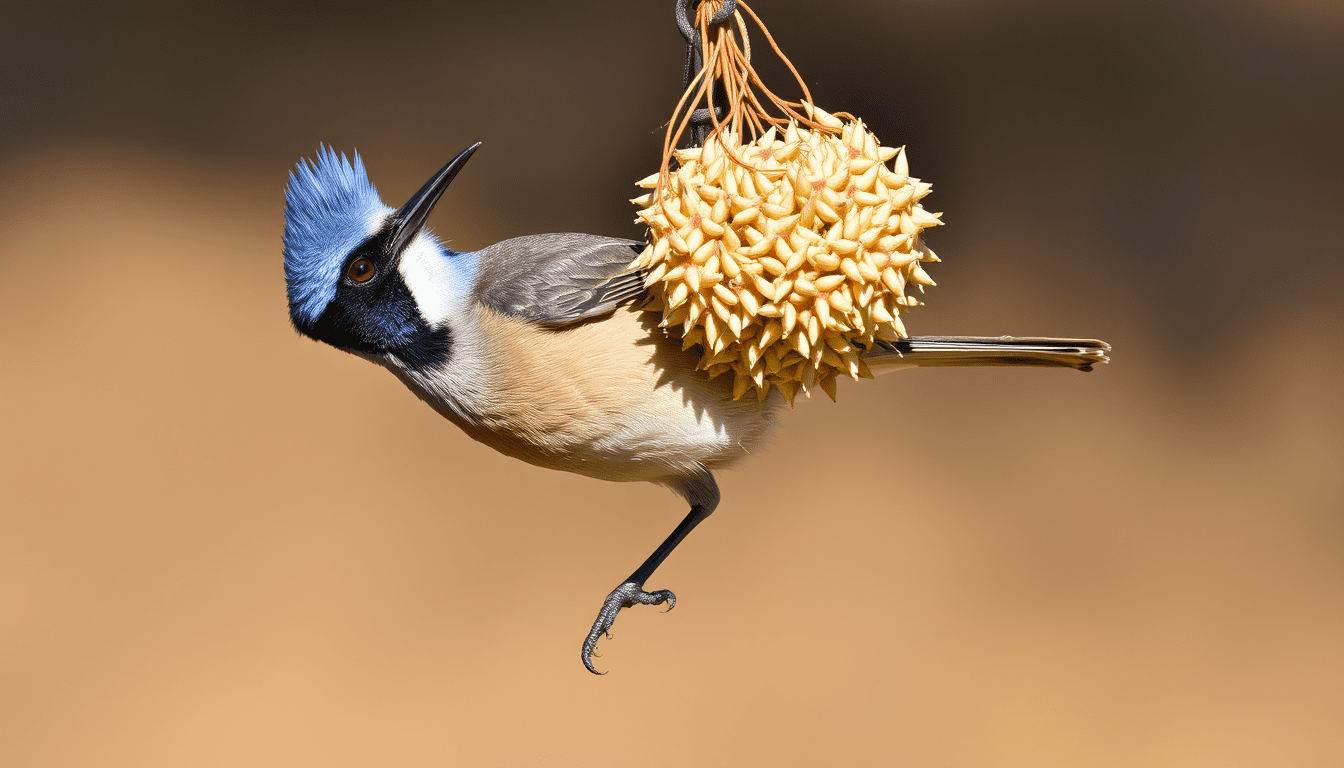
582;474;719;674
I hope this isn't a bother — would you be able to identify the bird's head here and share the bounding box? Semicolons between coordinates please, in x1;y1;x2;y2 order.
282;143;481;370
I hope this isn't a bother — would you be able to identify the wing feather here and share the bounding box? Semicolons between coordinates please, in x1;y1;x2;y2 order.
472;234;649;327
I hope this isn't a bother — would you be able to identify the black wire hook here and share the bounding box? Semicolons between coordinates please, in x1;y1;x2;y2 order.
672;0;737;146
676;0;736;45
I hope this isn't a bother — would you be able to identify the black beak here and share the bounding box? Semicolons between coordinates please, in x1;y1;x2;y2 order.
387;142;481;254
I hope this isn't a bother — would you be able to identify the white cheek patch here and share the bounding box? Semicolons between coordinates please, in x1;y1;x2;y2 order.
398;234;472;326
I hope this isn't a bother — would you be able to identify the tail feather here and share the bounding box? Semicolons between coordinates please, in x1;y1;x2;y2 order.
869;336;1111;373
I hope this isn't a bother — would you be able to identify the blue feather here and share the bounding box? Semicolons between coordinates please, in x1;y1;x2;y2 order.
283;146;391;324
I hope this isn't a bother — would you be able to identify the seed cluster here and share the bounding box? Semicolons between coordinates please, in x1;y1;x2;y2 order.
631;114;943;403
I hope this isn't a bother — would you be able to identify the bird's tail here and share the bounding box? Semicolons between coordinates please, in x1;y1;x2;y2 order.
866;336;1111;373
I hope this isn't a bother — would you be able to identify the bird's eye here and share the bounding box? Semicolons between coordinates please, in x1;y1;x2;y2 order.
347;258;376;283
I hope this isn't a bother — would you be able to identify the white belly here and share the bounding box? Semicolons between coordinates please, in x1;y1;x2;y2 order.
387;304;782;485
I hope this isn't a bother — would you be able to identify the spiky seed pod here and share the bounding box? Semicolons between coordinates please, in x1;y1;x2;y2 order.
632;114;942;404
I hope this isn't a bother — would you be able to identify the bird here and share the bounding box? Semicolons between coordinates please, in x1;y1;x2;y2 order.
282;143;1110;674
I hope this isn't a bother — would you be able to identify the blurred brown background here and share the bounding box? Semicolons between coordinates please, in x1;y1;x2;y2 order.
1;0;1341;765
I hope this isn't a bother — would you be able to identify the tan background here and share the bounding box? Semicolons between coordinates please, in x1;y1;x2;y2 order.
1;1;1341;765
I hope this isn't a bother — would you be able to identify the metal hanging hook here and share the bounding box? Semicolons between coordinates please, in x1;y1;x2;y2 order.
676;0;736;46
672;0;738;147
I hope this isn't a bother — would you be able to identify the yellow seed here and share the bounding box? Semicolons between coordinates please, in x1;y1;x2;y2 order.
705;157;726;184
881;267;904;294
681;327;704;350
692;239;716;265
852;190;885;207
849;158;877;175
814;296;831;327
645;261;669;287
891;314;907;337
857;260;881;283
889;250;920;269
782;302;798;335
828;289;853;313
864;133;880;160
687;225;707;254
819;345;842;368
855;163;880;192
666;201;691;229
744;343;761;370
733;374;750;400
767;213;800;235
692;185;720;204
832;239;859;255
806;313;821;345
721;252;741;278
675;147;703;163
713;283;738;305
794;328;810;357
825;167;849;192
760;318;784;348
685;265;701;292
795;226;821;245
809;249;841;271
910;265;936;286
888;185;915;209
840;258;862;283
825;334;851;353
910;207;943;228
728;311;743;337
746;234;776;256
814;274;845;292
665;226;689;253
668;281;690;308
760;256;786;277
806;103;844;130
879;233;911;252
842;213;861;241
815;200;840;224
739;289;761;316
820;185;843;212
721;225;741;253
819;375;838;401
753;273;778;300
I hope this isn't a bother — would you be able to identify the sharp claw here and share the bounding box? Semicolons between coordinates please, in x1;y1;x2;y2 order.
580;581;683;674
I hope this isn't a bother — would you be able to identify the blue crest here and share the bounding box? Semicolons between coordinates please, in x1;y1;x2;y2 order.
283;146;392;324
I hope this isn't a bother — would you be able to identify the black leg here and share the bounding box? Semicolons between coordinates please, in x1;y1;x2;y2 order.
581;473;719;674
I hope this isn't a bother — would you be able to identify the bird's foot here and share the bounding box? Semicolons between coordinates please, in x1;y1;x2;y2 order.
581;581;676;675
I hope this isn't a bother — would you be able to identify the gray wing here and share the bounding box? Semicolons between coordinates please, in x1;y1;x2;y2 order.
472;233;649;327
